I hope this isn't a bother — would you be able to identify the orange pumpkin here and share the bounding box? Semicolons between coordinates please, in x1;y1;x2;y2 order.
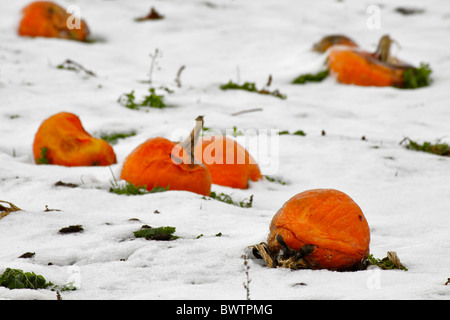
33;112;117;166
120;117;211;196
312;35;358;53
18;1;90;41
194;136;262;189
266;189;370;271
327;34;413;87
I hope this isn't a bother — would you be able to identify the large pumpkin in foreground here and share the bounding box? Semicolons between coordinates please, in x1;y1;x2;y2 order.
267;189;370;271
33;112;117;167
18;1;90;41
194;136;262;189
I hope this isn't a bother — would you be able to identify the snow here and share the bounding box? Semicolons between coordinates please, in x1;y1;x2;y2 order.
0;0;449;300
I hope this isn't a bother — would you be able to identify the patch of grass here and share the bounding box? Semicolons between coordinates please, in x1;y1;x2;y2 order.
196;232;223;239
368;254;408;271
401;63;432;89
100;131;137;145
278;130;306;136
0;268;76;293
292;69;329;84
118;87;169;110
400;137;450;156
292;130;307;136
220;81;257;91
220;80;287;100
133;225;178;240
204;191;253;208
36;147;50;164
109;172;170;196
264;175;287;185
0;268;52;290
117;91;139;109
56;59;96;77
140;88;166;108
232;126;244;136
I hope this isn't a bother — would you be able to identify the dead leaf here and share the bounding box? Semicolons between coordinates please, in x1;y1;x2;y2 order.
0;200;22;219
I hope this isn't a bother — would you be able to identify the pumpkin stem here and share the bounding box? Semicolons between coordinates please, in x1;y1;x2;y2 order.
178;115;204;165
373;35;414;70
374;34;393;63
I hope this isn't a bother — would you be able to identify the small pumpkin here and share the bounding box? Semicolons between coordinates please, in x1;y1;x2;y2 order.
194;135;262;189
312;34;358;53
120;116;211;196
260;189;370;271
33;112;117;166
18;1;90;41
327;34;418;87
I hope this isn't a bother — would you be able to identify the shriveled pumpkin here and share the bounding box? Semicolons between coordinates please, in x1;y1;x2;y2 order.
312;34;358;53
253;189;370;271
18;1;90;41
327;34;422;87
33;112;117;166
120;116;211;196
194;135;262;189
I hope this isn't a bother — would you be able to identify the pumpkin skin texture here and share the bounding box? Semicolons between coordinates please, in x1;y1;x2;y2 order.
120;137;211;196
194;136;262;189
33;112;117;167
327;47;405;87
18;1;90;41
312;35;358;53
267;189;370;271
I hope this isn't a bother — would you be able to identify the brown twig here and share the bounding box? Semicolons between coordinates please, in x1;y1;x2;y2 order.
175;65;186;88
231;108;263;116
242;254;251;300
266;74;272;87
57;59;96;77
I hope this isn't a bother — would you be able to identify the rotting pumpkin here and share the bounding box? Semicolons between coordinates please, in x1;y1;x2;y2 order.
327;34;428;88
252;189;370;271
296;34;431;88
18;1;90;42
120;116;211;196
194;135;262;189
33;112;117;166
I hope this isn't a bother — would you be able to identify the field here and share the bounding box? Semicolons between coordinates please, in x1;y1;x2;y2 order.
0;0;449;300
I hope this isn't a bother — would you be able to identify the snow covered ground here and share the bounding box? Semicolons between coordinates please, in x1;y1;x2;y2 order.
0;0;449;300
